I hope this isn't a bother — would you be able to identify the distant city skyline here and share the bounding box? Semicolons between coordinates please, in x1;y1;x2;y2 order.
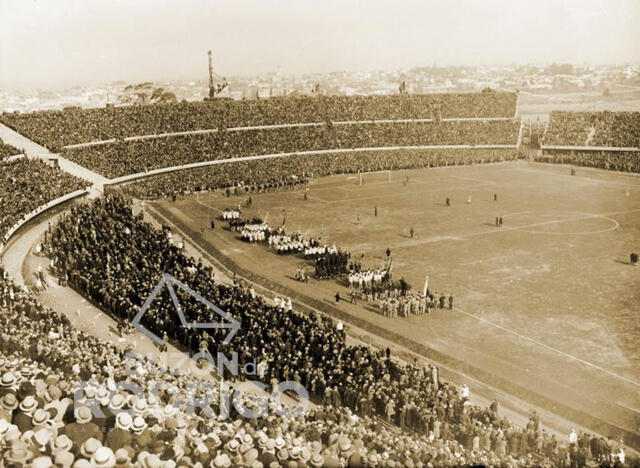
1;0;639;91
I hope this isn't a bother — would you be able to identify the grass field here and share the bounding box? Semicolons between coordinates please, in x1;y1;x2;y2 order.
152;160;640;443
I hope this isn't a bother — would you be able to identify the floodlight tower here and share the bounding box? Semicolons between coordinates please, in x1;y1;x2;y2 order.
207;50;228;100
208;51;215;99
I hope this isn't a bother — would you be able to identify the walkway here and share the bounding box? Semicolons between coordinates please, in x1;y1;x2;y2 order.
0;122;110;193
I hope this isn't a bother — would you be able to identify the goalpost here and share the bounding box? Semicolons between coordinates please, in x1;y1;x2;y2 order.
357;170;392;185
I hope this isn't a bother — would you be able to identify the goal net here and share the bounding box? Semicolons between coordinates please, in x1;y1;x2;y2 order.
356;170;392;185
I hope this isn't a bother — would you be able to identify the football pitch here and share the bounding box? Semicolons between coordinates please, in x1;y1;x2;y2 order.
151;160;640;443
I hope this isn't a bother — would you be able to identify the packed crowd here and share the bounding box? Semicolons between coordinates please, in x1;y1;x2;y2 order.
535;151;640;173
0;273;490;468
1;93;518;150
0;137;21;159
117;148;521;200
61;119;521;178
544;111;640;148
0;185;632;465
0;159;89;242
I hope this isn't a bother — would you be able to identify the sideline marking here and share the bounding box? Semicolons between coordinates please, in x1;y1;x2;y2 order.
327;182;494;203
451;305;640;388
193;199;224;214
501;210;621;236
513;166;640;188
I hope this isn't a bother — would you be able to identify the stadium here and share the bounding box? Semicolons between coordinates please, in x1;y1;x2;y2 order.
1;85;639;467
1;1;640;465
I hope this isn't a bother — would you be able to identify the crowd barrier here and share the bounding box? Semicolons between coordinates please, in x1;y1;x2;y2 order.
542;145;640;152
7;153;25;161
0;189;89;256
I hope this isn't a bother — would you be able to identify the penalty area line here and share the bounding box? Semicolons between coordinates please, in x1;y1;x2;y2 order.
451;306;640;388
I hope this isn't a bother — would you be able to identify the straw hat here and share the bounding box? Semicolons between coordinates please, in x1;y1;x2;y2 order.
53;434;74;453
115;412;133;431
0;372;17;388
309;452;325;467
19;395;38;413
32;408;50;426
31;456;55;468
92;447;116;468
80;437;102;458
132;415;148;434
211;454;231;468
6;441;34;464
1;392;18;410
74;406;93;424
110;394;126;410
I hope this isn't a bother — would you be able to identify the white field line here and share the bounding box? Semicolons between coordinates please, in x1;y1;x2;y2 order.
451;305;640;388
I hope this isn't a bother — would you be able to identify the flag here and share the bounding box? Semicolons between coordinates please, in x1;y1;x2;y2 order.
422;275;429;297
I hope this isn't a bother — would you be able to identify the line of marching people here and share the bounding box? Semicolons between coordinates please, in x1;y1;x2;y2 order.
379;291;454;318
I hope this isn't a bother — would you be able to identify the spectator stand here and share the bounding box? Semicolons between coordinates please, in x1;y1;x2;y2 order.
103;145;522;189
1;92;520;150
62;116;519;151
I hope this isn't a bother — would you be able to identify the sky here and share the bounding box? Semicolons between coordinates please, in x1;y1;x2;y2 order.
1;0;639;90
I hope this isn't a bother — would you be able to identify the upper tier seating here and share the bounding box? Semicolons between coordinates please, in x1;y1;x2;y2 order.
62;120;521;178
1;93;518;150
543;111;640;148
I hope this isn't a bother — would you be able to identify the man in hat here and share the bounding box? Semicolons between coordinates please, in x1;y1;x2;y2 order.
6;440;34;466
14;395;38;433
106;413;134;451
131;415;153;450
63;406;103;452
260;438;279;466
0;371;18;398
0;392;18;422
92;446;116;468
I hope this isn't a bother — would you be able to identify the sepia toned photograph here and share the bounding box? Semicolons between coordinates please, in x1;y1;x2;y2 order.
0;0;639;466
